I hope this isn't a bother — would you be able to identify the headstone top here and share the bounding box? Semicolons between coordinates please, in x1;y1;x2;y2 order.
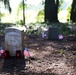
5;27;24;31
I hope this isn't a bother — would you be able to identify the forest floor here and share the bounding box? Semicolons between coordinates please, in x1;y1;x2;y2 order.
0;35;76;75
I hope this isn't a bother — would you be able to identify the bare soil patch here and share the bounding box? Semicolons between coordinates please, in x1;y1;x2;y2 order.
0;36;76;75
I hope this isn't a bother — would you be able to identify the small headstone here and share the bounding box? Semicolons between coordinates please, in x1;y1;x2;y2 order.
48;27;60;40
5;27;24;56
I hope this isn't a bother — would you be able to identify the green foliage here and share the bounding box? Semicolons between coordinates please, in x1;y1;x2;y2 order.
59;24;70;35
24;22;76;36
48;23;71;35
59;49;63;54
41;0;45;6
16;20;24;26
58;0;64;12
18;1;28;11
0;12;1;22
24;23;43;35
60;23;69;35
0;0;11;22
36;10;44;22
66;6;71;21
25;24;35;35
59;0;64;7
0;12;6;23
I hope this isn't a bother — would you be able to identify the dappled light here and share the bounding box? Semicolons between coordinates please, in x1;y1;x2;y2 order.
0;0;76;75
23;37;76;75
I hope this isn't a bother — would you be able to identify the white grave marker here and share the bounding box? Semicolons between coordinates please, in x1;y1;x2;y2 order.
5;27;24;56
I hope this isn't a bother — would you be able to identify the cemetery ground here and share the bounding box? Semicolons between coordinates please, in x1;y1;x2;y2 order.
0;35;76;75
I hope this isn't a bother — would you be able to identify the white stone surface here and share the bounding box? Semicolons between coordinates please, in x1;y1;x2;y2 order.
5;27;24;56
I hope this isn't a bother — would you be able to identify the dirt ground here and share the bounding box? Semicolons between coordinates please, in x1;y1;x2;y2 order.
0;36;76;75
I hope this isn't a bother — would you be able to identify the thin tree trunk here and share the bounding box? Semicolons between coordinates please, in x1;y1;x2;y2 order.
23;0;25;25
23;0;27;28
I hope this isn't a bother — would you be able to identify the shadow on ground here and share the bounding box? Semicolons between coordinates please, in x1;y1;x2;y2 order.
1;58;26;75
19;71;58;75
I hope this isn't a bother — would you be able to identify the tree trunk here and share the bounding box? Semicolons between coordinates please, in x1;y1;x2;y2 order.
45;0;59;23
3;0;11;12
23;0;25;25
70;0;76;22
23;0;27;28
